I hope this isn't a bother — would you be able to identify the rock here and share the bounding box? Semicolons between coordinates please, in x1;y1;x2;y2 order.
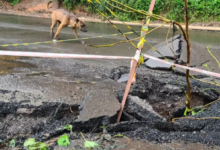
146;34;220;77
76;89;120;123
17;108;34;114
110;66;129;81
117;73;129;83
146;34;185;59
172;66;209;77
178;42;220;74
145;58;173;70
125;95;163;121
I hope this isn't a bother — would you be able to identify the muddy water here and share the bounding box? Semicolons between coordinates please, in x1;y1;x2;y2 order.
0;56;35;75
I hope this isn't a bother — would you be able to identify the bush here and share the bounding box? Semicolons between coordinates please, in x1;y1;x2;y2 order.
61;0;220;22
7;0;20;6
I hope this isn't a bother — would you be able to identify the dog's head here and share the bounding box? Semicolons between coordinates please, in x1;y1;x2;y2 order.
70;18;87;32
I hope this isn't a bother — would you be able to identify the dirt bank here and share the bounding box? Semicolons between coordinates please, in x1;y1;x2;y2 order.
0;0;220;31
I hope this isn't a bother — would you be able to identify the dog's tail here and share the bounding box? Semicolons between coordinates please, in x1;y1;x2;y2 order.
47;1;53;11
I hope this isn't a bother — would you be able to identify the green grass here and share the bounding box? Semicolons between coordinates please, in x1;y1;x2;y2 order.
62;0;220;22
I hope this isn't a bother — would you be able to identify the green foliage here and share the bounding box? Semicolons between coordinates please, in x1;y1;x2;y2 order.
84;141;99;149
24;138;36;147
80;132;99;149
57;134;70;147
9;139;16;147
184;107;209;116
24;138;48;150
63;0;88;10
28;143;47;150
61;0;220;22
7;0;20;6
64;124;73;133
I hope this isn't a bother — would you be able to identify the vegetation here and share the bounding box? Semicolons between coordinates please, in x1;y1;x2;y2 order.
61;0;220;22
7;0;20;6
57;134;70;147
6;0;220;22
23;138;48;150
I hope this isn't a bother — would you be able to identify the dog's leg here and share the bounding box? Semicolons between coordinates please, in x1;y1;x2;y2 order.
72;27;84;44
54;24;64;40
50;20;57;39
56;21;61;40
72;27;79;39
57;21;61;29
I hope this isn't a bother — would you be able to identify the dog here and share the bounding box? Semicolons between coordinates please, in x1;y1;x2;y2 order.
47;1;87;40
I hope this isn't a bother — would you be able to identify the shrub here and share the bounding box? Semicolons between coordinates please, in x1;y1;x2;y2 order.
7;0;20;6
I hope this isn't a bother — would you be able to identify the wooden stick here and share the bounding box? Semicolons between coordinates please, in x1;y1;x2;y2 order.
116;0;156;123
184;0;191;111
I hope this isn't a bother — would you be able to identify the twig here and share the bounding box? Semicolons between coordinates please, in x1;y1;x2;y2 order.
124;136;130;146
54;99;63;117
184;0;192;112
70;105;74;113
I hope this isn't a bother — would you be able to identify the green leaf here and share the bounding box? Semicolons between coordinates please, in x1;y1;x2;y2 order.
9;139;16;147
28;142;47;150
24;138;36;147
24;138;47;150
183;108;188;116
64;124;73;132
57;134;70;147
114;134;124;138
84;141;99;149
203;63;208;67
192;110;196;116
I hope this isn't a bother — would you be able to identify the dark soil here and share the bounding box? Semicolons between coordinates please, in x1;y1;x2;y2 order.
1;63;220;149
108;66;220;147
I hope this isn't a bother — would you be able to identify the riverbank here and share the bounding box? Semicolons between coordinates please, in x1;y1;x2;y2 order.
0;0;220;31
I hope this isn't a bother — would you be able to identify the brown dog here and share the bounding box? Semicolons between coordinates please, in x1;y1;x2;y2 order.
47;1;87;40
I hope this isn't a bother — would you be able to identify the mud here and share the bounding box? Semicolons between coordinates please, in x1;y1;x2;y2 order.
105;65;220;147
0;56;36;75
2;64;219;149
114;66;220;117
2;62;220;149
0;101;118;149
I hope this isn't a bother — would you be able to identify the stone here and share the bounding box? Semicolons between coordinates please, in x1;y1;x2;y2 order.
76;89;120;122
117;73;129;83
146;34;185;59
145;59;173;70
125;95;163;121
